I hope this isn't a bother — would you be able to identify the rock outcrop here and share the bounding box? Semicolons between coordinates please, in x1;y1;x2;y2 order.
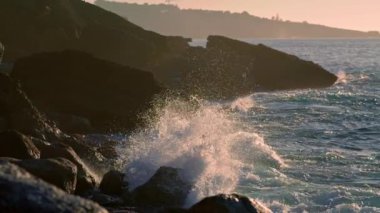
34;141;98;194
0;73;60;140
1;157;78;193
132;166;192;207
0;161;108;213
12;50;162;133
189;193;272;213
0;130;41;159
157;35;338;99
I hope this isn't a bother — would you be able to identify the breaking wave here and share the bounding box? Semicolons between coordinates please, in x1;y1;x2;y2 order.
117;96;285;206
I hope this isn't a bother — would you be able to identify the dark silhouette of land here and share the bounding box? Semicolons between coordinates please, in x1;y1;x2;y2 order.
96;0;380;39
0;0;337;102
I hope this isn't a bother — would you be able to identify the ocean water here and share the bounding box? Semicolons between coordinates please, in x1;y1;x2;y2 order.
117;39;380;212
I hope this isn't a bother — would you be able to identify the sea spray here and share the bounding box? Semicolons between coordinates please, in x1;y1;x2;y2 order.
230;94;256;112
117;96;285;206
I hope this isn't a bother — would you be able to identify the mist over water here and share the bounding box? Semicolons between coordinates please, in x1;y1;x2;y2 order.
117;39;380;212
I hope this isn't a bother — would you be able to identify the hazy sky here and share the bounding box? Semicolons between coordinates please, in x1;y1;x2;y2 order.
89;0;380;31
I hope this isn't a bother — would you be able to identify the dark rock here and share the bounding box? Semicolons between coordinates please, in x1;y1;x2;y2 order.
0;41;3;63
0;116;6;131
0;130;40;159
60;135;106;164
83;135;120;159
34;140;97;194
0;161;108;213
0;72;61;140
100;170;126;195
188;193;271;213
177;36;338;99
47;112;93;134
13;158;77;193
159;208;189;213
12;50;162;133
133;166;192;207
98;143;119;159
88;191;124;207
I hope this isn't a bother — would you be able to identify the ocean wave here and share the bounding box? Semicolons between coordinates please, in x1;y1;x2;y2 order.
116;96;285;207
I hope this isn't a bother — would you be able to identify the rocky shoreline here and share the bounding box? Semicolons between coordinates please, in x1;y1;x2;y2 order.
0;0;339;212
0;72;271;212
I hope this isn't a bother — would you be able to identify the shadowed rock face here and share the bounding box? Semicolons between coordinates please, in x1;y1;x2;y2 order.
100;170;126;196
34;141;98;194
189;193;272;213
132;166;192;207
12;50;162;133
0;42;4;63
0;73;60;139
1;157;78;194
0;161;108;213
0;130;41;159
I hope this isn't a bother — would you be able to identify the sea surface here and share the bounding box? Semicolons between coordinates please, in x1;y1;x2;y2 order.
116;39;380;212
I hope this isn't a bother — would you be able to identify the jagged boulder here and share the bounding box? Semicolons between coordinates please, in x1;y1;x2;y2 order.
188;193;272;213
34;141;97;194
132;166;192;207
0;73;60;140
1;157;77;194
99;170;126;195
12;50;162;133
0;161;108;213
0;130;40;159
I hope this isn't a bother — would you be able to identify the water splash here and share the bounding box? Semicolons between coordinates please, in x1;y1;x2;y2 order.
336;70;348;84
230;95;255;112
117;96;285;206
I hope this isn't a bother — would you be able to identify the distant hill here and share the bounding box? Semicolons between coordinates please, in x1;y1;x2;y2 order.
96;0;380;39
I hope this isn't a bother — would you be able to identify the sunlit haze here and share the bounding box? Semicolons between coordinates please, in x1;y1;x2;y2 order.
87;0;380;32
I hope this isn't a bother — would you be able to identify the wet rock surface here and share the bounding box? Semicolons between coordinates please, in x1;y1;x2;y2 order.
0;161;108;213
0;73;60;140
132;166;192;207
12;158;78;194
188;193;272;213
34;141;98;194
100;170;126;195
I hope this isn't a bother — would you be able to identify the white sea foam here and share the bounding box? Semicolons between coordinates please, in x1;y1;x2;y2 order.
336;70;348;84
230;94;255;112
117;97;285;206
